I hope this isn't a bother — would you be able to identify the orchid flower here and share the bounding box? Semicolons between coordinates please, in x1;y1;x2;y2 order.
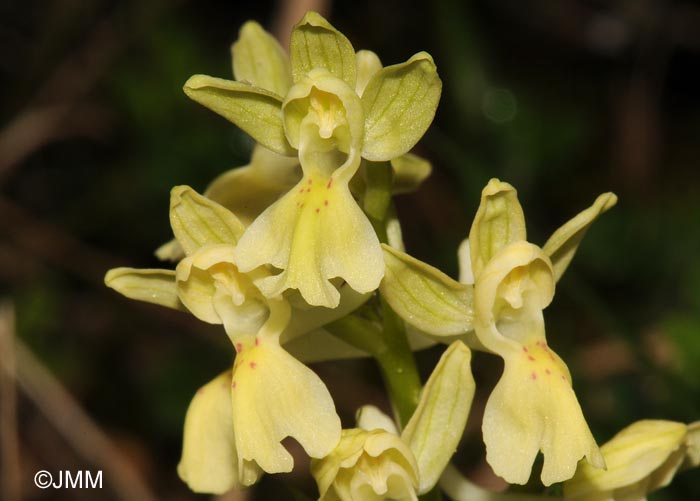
564;420;700;500
312;341;475;500
105;186;349;492
380;178;617;485
182;12;441;308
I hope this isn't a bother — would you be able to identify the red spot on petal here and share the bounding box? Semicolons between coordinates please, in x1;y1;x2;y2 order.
327;178;333;188
232;381;237;389
545;369;551;375
549;354;556;361
315;208;320;213
307;179;312;185
249;362;256;369
531;372;537;380
523;346;528;352
324;200;328;206
197;387;205;395
235;343;243;353
299;188;304;193
528;355;535;361
306;188;311;193
561;375;566;381
254;338;259;346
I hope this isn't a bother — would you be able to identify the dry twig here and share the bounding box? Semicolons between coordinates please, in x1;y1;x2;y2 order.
0;302;21;501
13;336;156;501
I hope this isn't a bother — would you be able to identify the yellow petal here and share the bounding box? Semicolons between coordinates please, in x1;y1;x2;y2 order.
231;339;341;473
235;173;383;308
468;179;527;280
361;52;441;162
170;185;245;255
175;244;271;340
104;267;184;311
483;344;604;485
231;21;292;96
290;11;356;87
543;192;617;282
685;421;700;468
356;405;399;435
474;241;554;353
390;153;432;194
177;371;262;493
283;69;365;175
311;428;419;501
204;145;300;227
564;420;688;500
183;75;294;156
355;50;382;96
457;238;474;285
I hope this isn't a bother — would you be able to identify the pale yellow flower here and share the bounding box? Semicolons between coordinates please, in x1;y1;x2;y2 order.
564;420;700;501
183;12;441;308
106;186;343;492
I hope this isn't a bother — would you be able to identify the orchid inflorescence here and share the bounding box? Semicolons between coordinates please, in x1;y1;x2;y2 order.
105;11;699;501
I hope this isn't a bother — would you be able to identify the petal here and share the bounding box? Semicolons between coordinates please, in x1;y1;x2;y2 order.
355;50;382;96
401;341;475;493
154;239;184;262
235;174;383;308
104;268;184;311
483;347;603;486
290;11;356;87
283;69;365;172
281;282;370;341
183;75;294;155
390;153;432;194
474;241;555;353
311;429;367;497
356;405;399;434
468;179;527;280
204;146;300;227
176;244;273;342
542;192;617;282
177;371;262;493
685;421;700;468
440;464;507;501
231;21;292;96
457;238;474;285
231;340;341;473
381;244;474;337
170;185;245;255
361;52;441;161
564;420;687;499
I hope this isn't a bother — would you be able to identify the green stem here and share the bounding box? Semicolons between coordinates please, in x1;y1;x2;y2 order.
363;161;393;243
376;297;422;429
325;314;385;356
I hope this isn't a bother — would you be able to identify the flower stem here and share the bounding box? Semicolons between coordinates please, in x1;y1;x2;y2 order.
376;297;422;429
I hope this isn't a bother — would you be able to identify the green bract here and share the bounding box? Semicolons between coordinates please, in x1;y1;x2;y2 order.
380;244;474;337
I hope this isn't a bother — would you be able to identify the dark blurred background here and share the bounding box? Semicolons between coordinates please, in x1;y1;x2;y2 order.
1;0;699;499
